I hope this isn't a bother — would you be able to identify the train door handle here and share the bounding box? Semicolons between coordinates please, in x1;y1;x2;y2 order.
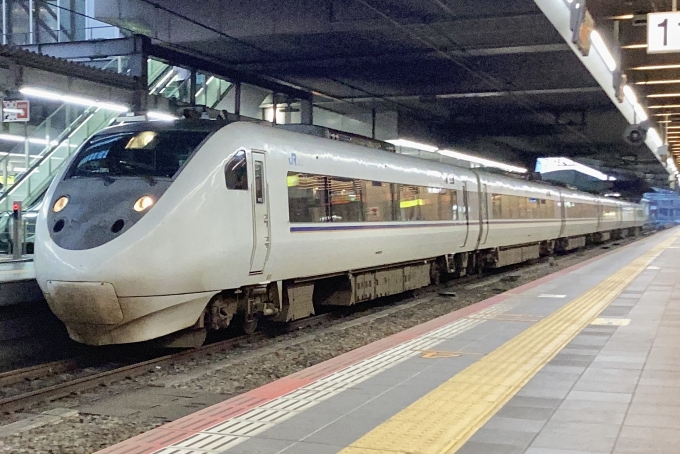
264;237;270;248
264;215;269;226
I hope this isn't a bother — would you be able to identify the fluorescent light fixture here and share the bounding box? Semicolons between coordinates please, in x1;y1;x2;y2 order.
151;70;175;93
61;94;97;107
667;126;680;129
535;157;616;181
647;93;680;98
438;149;527;173
19;87;61;101
98;102;129;112
648;127;663;148
610;14;634;20
147;111;178;121
623;85;638;104
0;134;25;143
636;79;680;85
195;77;215;98
648;104;680;109
0;133;58;146
21;87;128;112
631;64;680;70
12;167;27;172
622;44;647;49
386;139;439;153
590;30;617;71
633;103;649;121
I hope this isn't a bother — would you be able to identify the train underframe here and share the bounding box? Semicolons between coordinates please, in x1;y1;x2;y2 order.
178;226;643;346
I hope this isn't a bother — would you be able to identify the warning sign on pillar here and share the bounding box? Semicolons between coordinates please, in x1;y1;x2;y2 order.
2;100;30;122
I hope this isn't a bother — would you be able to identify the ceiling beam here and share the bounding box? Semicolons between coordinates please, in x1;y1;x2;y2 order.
313;87;602;104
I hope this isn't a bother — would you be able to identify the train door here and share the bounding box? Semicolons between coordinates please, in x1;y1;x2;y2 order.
249;151;270;275
461;183;470;247
558;193;566;238
481;184;490;244
472;172;486;249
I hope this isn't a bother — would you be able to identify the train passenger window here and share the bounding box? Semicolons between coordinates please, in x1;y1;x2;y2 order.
399;185;421;221
565;202;598;218
224;151;248;190
542;199;556;219
527;198;539;219
526;198;554;219
254;162;264;204
287;173;329;222
492;194;502;219
286;171;461;224
363;181;397;221
419;188;456;221
329;177;364;222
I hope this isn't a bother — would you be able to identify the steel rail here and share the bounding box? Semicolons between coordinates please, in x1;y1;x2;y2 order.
0;314;334;414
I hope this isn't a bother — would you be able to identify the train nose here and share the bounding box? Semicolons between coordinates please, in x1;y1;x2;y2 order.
46;178;172;251
44;280;123;325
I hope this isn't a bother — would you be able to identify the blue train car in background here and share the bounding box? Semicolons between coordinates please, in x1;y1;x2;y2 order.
643;189;680;228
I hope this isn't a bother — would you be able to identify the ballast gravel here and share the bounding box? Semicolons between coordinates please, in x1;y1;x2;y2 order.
0;238;644;453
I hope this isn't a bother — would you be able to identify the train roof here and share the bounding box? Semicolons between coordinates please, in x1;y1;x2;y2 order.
101;118;223;134
97;119;641;205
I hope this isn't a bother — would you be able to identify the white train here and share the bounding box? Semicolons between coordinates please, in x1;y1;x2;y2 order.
34;120;647;346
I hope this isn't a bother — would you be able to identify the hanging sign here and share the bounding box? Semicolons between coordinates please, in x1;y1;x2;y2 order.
2;100;30;122
648;12;680;54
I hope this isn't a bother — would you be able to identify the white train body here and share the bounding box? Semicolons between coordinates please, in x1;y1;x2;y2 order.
34;121;647;345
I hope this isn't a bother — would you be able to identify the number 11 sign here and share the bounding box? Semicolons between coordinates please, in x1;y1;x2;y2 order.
648;12;680;54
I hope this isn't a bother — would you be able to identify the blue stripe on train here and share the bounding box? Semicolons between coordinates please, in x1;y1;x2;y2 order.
290;219;562;232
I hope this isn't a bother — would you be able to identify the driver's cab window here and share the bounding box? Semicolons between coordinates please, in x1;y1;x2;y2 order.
225;150;248;190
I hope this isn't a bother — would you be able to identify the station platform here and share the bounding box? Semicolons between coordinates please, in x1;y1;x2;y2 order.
0;260;41;306
99;229;680;454
0;259;34;282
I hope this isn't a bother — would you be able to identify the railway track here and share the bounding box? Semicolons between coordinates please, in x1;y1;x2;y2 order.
0;313;335;414
0;235;648;415
0;359;80;388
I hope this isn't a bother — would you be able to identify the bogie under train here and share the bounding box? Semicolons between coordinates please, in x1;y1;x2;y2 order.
34;120;648;345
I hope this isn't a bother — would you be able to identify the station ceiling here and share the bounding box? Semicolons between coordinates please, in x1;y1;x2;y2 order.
100;0;680;189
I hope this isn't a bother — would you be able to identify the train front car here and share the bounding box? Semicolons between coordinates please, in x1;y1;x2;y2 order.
34;120;236;345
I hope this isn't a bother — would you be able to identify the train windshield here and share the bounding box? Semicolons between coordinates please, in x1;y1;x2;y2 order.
66;130;210;179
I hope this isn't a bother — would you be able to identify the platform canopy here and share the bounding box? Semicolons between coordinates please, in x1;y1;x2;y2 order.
92;0;680;190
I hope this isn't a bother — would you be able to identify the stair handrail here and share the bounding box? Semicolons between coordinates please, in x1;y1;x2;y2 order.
0;106;99;205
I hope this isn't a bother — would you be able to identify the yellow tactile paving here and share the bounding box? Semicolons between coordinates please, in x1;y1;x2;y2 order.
340;233;679;454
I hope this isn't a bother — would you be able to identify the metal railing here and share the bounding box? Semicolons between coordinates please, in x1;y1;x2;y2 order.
0;106;120;212
0;210;36;257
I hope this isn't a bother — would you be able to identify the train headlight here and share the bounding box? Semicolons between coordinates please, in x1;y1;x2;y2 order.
53;196;69;213
133;196;154;212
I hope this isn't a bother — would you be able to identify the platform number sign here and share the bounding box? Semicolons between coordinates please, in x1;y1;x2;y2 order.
2;100;29;122
648;12;680;54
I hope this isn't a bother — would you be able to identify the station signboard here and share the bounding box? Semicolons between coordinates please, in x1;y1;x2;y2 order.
2;100;30;122
648;11;680;54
